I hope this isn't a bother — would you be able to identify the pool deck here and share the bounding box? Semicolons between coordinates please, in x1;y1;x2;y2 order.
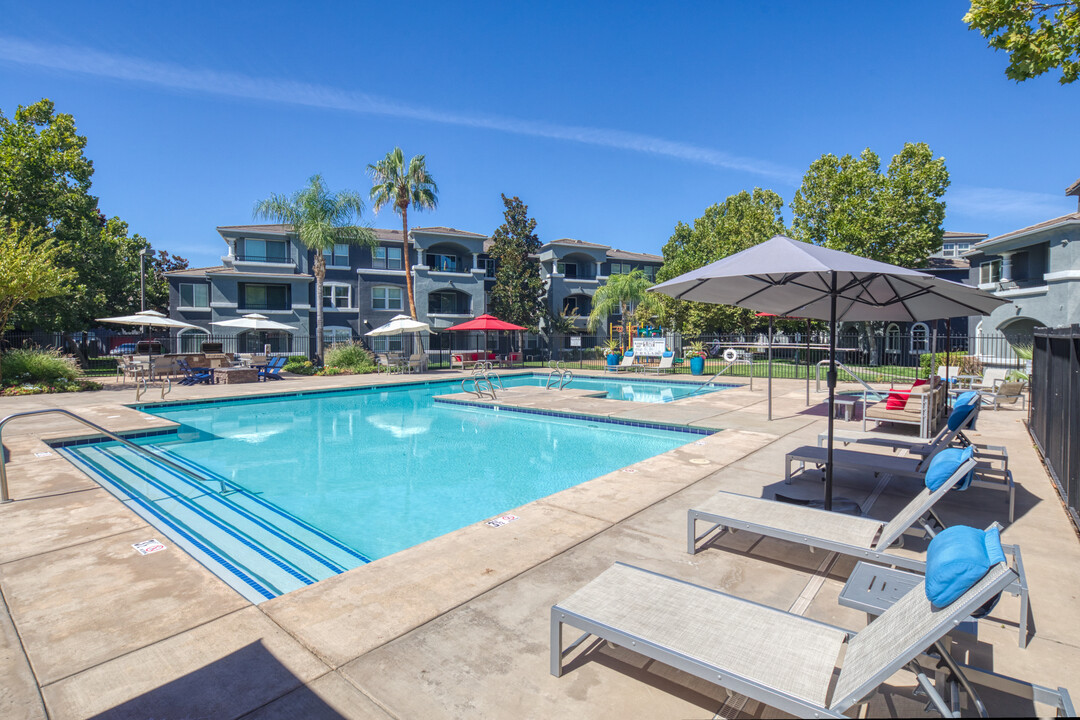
1;370;1077;718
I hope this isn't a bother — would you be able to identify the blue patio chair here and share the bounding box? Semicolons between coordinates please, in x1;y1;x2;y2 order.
176;358;213;386
258;356;287;381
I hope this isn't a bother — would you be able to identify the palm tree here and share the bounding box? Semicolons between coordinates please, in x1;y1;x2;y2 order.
587;269;662;347
368;148;438;319
253;174;376;359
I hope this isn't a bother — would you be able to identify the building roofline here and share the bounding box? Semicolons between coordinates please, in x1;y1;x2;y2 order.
971;213;1080;252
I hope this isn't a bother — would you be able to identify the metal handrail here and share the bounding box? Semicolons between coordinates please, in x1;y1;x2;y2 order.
686;359;754;397
135;373;172;402
814;359;887;398
0;408;225;503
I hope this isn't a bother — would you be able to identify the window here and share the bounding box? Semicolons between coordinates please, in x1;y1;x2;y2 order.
910;322;929;353
642;265;656;281
370;335;403;352
885;323;901;353
484;258;496;277
979;259;1002;285
372;286;403;310
178;283;209;308
179;330;208;353
609;262;631;275
942;243;955;258
241;238;288;262
242;284;289;310
563;296;588;315
322;284;351;309
323;243;350;266
429;290;467;315
429;253;459;272
323;327;352;345
374;246;403;270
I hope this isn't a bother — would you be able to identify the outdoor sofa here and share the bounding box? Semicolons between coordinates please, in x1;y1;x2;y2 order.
862;376;946;438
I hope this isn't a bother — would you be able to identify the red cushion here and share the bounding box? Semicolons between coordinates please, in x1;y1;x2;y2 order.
911;378;929;388
885;391;909;410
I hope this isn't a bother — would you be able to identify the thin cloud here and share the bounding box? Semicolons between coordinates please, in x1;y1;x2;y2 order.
0;36;801;183
948;185;1071;221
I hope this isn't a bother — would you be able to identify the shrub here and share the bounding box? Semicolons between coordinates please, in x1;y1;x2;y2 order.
1;347;79;386
323;342;375;373
283;357;317;375
918;351;973;378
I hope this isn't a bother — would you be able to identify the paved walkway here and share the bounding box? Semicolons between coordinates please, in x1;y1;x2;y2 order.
1;371;1076;718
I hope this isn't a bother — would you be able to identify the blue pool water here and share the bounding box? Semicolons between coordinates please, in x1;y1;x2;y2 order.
502;374;726;402
59;376;717;602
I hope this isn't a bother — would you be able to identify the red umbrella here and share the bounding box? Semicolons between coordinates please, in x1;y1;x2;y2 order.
444;314;526;362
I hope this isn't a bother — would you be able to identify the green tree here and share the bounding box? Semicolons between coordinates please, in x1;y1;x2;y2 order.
254;174;376;358
965;1;1080;84
488;194;545;331
1;100;187;328
790;143;949;361
368;148;439;319
656;188;788;334
0;221;75;379
587;269;662;347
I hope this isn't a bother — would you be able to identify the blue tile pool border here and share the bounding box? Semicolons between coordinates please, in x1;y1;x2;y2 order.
432;397;716;436
45;426;179;448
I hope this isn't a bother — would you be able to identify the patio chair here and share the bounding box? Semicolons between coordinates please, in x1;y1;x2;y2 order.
115;355;144;385
936;365;961;385
980;380;1027;411
407;352;428;373
969;366;1007;391
258;356;287;381
646;350;675;374
552;528;1069;716
608;350;642;373
176;358;213;386
862;377;944;438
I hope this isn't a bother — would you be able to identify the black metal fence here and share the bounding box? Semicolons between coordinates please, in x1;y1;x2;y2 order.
1030;325;1080;527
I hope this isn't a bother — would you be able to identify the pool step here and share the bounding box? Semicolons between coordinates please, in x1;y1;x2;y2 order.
60;442;369;603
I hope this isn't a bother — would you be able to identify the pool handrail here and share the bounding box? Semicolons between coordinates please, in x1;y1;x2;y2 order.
0;408;225;504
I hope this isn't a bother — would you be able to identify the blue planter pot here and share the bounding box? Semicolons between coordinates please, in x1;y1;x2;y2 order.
690;356;705;375
607;353;620;367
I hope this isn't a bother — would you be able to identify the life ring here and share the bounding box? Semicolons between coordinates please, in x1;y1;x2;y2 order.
723;348;738;362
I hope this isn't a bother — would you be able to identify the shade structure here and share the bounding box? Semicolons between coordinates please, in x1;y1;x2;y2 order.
650;235;1010;510
96;309;207;331
365;314;431;336
211;313;297;332
442;314;526;332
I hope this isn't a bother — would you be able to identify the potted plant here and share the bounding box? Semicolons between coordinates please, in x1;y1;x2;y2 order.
685;341;707;375
603;338;622;368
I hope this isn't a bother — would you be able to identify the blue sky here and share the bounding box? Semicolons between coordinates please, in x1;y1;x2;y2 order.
1;1;1078;268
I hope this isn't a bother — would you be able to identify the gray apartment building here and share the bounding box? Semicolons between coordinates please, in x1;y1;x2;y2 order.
166;224;663;354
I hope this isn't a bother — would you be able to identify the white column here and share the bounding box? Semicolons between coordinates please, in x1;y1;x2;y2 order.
472;253;480;270
999;252;1013;282
596;261;602;277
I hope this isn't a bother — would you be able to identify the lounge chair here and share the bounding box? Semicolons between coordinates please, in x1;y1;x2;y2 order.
646;350;675;374
176;358;213;386
407;352;428;373
258;356;287;381
936;364;961;385
980;380;1027;411
552;528;1068;715
607;349;641;373
969;366;1007;391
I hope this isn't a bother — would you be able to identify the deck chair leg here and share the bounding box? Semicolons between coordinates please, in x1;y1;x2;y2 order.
550;609;564;677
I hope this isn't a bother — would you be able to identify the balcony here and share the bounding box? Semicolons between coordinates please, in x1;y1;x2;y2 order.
233;254;296;268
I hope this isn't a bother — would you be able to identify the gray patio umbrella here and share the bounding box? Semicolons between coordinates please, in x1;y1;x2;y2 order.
650;235;1009;510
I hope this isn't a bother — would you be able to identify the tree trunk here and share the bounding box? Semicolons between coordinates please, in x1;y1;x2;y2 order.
314;254;326;360
401;206;418;319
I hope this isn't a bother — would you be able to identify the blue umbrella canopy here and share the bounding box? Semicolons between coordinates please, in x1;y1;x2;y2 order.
650;235;1010;510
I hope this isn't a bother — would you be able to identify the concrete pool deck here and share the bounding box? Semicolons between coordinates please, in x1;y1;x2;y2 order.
1;370;1077;718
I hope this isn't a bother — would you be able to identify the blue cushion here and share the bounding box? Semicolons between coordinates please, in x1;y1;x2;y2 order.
925;525;1006;608
662;351;673;357
947;401;977;431
954;391;979;408
924;445;975;492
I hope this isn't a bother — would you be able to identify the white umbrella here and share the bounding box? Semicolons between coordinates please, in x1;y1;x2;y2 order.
365;314;430;336
210;313;297;331
96;309;207;331
650;235;1010;511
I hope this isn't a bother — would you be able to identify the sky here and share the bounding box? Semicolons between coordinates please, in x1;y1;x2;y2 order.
1;1;1078;269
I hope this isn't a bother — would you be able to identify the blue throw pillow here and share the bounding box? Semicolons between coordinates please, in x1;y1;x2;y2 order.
947;402;977;431
924;445;975;492
925;525;1006;608
954;391;979;408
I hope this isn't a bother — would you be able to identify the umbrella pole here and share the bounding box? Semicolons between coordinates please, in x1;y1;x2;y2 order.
805;319;811;406
826;272;837;512
945;318;951;387
767;315;773;421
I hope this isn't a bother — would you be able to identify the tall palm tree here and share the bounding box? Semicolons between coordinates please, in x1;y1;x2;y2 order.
587;269;662;347
254;174;375;359
368;148;438;319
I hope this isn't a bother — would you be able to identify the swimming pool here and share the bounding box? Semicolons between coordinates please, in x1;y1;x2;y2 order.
502;374;730;402
58;377;716;603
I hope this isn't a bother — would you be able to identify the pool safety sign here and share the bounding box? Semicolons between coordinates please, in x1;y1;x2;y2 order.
485;514;519;528
633;338;666;357
132;539;167;555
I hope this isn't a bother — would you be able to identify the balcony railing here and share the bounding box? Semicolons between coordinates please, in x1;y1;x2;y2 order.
234;254;295;265
238;303;291;311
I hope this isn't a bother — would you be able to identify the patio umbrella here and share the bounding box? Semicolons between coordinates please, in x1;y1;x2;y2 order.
211;313;296;355
96;310;208;359
365;314;431;336
650;235;1009;510
444;314;526;358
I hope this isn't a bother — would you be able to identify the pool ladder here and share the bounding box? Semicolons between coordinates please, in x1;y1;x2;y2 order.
461;365;503;400
685;359;753;397
0;408;226;504
545;362;574;390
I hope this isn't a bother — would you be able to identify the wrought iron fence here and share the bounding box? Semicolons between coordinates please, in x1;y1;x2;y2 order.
1030;325;1079;527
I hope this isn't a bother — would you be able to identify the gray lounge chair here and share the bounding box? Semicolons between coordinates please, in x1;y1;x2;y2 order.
551;543;1071;716
688;455;1029;647
980;380;1028;411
